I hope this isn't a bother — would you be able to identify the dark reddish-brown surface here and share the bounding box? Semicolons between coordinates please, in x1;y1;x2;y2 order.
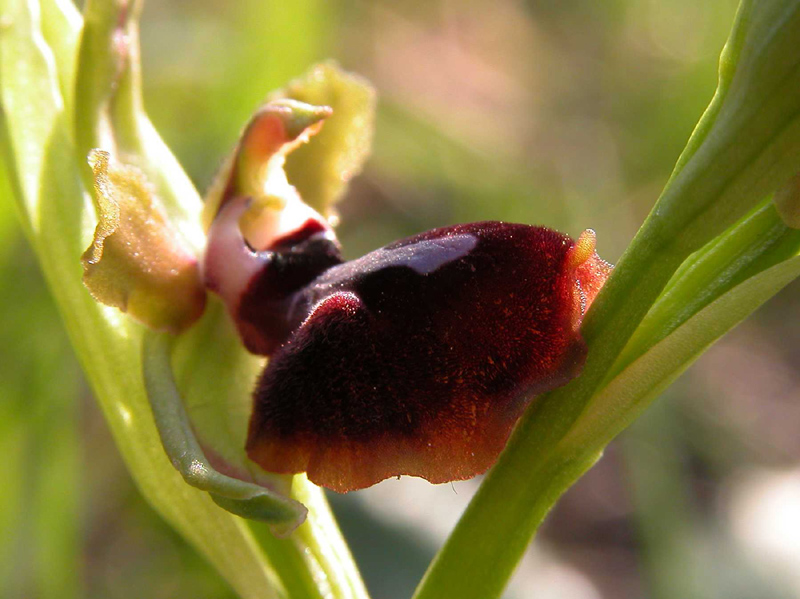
246;222;611;492
235;223;342;355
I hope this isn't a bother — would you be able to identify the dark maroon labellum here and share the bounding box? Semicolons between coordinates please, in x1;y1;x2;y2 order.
239;222;612;492
200;99;613;492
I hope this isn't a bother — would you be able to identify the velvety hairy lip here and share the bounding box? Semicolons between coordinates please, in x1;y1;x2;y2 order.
244;222;612;492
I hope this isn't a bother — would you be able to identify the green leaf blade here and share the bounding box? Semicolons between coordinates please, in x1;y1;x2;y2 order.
569;250;800;454
612;202;800;378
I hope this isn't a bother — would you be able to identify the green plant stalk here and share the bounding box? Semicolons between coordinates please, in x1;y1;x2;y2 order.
414;0;800;596
612;201;800;377
74;0;204;249
40;0;81;113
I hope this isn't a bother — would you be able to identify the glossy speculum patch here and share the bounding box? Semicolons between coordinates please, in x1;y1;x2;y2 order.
233;221;612;492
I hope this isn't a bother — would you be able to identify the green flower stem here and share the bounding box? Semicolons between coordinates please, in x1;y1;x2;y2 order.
141;329;307;533
613;202;800;377
74;0;130;160
74;0;143;159
40;0;81;113
567;222;800;454
75;0;205;253
292;484;372;599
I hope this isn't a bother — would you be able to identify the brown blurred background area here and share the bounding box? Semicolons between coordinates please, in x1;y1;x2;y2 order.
3;0;800;597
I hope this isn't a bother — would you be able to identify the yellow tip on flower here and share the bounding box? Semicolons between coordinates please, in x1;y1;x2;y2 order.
567;229;597;271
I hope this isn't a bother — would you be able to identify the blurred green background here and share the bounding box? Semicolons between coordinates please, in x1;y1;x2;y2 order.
3;0;800;597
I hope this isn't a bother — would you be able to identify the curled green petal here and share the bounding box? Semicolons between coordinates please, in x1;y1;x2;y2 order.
275;61;376;216
202;99;332;231
82;150;206;333
142;328;307;536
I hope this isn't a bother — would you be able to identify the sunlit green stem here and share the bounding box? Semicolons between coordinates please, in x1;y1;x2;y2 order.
74;0;143;161
612;201;800;376
74;0;204;252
